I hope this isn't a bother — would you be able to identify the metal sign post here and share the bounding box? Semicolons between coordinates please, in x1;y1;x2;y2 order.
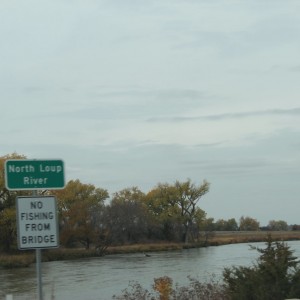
36;248;43;300
32;190;43;300
5;158;65;300
16;194;59;300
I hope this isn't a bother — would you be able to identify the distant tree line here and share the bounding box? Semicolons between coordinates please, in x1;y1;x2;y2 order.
0;153;298;253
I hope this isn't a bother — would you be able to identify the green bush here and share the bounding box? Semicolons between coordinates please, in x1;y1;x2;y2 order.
223;235;300;300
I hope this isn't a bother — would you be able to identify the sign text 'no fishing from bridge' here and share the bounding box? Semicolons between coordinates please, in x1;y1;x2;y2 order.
5;159;65;190
16;196;59;249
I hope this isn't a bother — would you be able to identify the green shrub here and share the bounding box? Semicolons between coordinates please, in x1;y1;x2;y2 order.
223;235;300;300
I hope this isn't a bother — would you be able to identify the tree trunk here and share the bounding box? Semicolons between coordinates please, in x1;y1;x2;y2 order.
183;223;190;244
86;238;90;250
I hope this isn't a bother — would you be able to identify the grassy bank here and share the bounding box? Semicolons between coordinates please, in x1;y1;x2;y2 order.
0;244;182;268
208;230;300;246
0;253;35;268
2;231;300;268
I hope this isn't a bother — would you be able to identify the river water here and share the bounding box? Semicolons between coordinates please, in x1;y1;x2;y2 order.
1;241;300;300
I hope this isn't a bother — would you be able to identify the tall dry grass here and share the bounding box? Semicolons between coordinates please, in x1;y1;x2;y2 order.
0;253;34;268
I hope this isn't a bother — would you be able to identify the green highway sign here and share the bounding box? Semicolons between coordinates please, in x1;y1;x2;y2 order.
5;159;65;190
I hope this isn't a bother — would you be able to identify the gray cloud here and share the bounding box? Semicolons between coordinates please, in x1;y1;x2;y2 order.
90;87;205;101
290;66;300;72
28;87;208;121
182;158;274;175
147;107;300;123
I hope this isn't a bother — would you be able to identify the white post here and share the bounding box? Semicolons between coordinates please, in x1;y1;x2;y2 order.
6;295;13;300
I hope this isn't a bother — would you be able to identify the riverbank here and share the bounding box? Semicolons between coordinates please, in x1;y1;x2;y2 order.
208;230;300;245
2;231;300;268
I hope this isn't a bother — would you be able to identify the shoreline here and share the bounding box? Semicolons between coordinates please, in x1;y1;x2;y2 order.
2;231;300;268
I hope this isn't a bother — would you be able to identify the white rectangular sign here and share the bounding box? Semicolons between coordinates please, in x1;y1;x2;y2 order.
16;196;59;249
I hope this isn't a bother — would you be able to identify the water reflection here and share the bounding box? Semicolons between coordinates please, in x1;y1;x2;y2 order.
0;265;36;298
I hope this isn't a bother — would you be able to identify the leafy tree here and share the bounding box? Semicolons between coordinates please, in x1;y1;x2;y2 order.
214;219;227;231
0;153;26;209
226;218;239;231
215;218;238;231
145;185;183;241
105;187;149;244
268;219;288;231
53;179;109;249
0;153;27;252
172;179;209;243
146;179;209;243
291;224;300;231
199;217;215;245
0;207;17;252
223;235;300;300
239;216;260;231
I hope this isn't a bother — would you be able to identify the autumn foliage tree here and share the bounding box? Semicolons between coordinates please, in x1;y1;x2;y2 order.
268;219;288;231
175;179;209;243
145;179;209;243
0;152;212;251
239;216;260;231
104;187;149;244
0;153;28;252
53;179;109;249
215;218;239;231
145;184;182;241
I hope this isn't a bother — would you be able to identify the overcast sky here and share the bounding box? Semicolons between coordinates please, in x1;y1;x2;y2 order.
1;1;300;225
